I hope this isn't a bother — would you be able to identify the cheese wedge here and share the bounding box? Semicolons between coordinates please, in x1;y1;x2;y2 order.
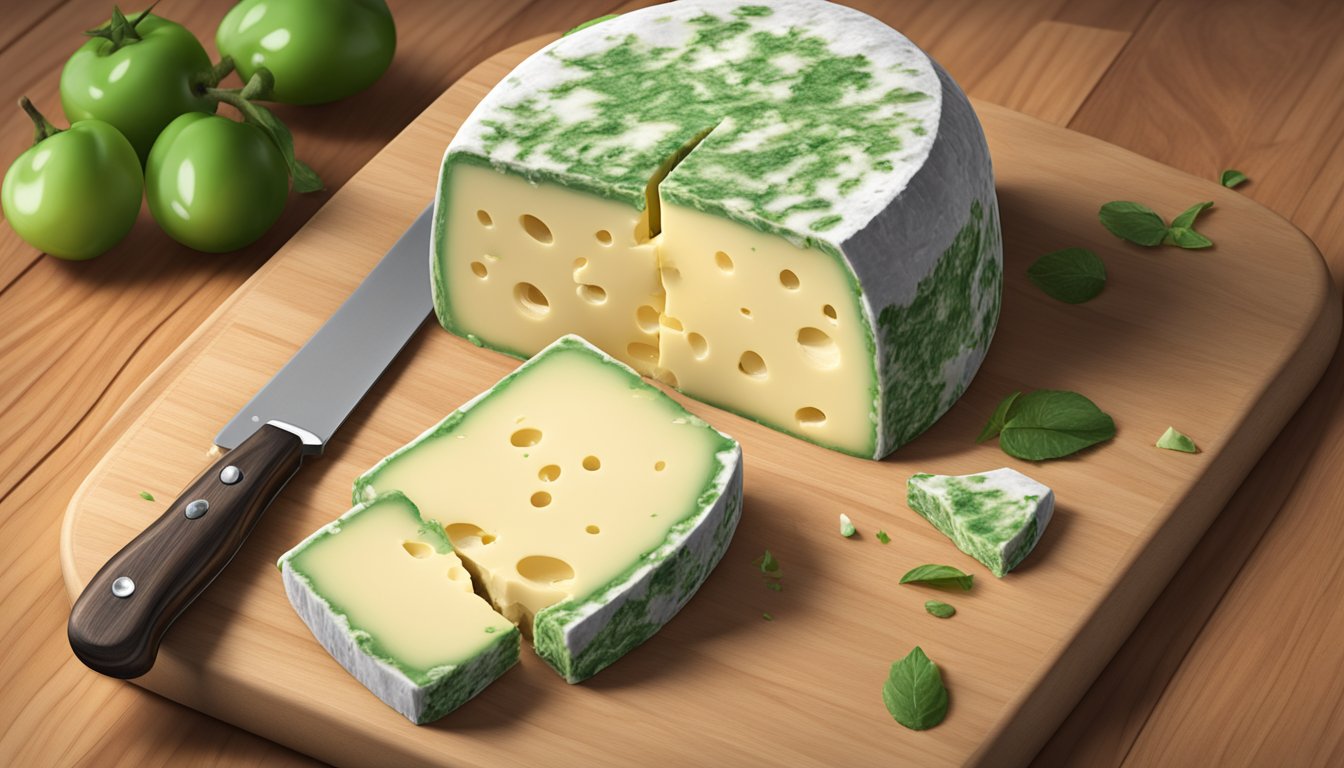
356;335;743;683
278;491;519;724
433;0;1001;459
906;468;1054;577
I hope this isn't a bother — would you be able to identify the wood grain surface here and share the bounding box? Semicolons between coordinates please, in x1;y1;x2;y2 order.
4;1;1344;767
53;25;1342;768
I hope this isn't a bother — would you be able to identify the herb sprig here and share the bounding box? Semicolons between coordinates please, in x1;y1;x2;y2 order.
979;390;1116;460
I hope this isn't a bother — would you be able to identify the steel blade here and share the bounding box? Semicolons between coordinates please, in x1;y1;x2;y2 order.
215;204;434;452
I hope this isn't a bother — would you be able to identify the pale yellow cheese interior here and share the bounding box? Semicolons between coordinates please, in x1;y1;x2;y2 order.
292;500;512;672
365;347;724;629
445;164;875;456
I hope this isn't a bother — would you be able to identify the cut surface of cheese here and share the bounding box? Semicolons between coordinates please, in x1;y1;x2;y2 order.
433;0;1002;459
356;334;743;682
278;491;519;724
906;468;1055;577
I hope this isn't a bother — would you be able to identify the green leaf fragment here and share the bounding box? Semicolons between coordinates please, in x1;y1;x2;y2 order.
997;389;1116;461
1220;169;1248;188
766;582;783;592
1156;426;1199;453
1170;201;1213;229
762;612;774;621
924;600;956;619
138;490;154;501
756;549;780;574
900;564;973;591
1099;201;1168;246
977;391;1021;443
876;530;891;544
882;646;949;731
840;513;857;538
1027;247;1107;304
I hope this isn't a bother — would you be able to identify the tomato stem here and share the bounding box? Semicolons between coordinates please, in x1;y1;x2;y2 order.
203;70;324;194
84;1;161;52
19;97;63;144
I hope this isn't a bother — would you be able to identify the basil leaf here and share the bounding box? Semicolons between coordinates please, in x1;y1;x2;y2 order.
138;490;155;501
899;564;973;591
977;391;1021;443
1027;247;1106;304
1170;201;1213;230
924;600;956;619
1165;226;1213;249
998;390;1116;461
876;530;891;544
1220;169;1248;189
840;513;857;538
1156;426;1199;453
882;646;949;730
1099;201;1167;246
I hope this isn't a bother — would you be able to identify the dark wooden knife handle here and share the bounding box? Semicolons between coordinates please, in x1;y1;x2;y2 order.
68;424;305;679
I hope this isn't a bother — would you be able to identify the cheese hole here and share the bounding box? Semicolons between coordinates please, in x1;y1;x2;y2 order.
510;427;542;447
514;283;550;317
796;407;827;427
660;315;684;332
402;541;433;559
585;524;601;535
654;460;666;472
476;209;492;227
687;332;708;360
470;261;488;279
627;342;658;365
517;555;575;584
779;269;800;290
715;251;734;273
823;304;837;321
636;305;661;333
657;368;679;388
662;266;681;284
739;307;752;317
538;464;561;482
572;257;588;272
577;284;608;304
445;524;496;548
520;214;553;244
582;455;601;471
596;229;612;245
738;351;767;379
530;491;552;508
797;327;840;369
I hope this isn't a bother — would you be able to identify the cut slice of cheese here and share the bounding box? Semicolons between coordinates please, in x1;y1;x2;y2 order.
433;0;1001;459
906;468;1054;577
356;334;743;683
278;491;519;724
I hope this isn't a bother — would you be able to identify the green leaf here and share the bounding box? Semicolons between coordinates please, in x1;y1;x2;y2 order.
899;564;973;591
1165;226;1213;249
138;490;154;501
762;612;774;621
924;600;956;619
755;549;780;575
997;390;1116;461
1220;169;1248;189
1156;426;1199;453
840;513;857;538
882;646;949;731
977;391;1022;443
227;71;325;193
1099;201;1168;246
876;530;891;545
1170;201;1213;230
1027;247;1106;304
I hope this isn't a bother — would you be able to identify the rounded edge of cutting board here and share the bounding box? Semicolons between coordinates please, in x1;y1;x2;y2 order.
57;32;1342;768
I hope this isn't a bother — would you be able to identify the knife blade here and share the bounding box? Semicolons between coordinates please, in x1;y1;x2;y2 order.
68;204;435;679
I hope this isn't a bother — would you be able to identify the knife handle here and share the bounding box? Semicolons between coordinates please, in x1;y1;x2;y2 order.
68;424;305;679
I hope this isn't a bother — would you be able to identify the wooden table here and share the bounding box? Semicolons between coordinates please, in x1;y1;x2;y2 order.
2;1;1341;765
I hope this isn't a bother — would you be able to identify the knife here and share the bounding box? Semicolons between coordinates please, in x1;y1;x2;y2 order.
68;204;435;679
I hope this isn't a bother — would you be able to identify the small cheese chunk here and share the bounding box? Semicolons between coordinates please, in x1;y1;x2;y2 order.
278;491;519;724
357;335;743;682
906;468;1054;577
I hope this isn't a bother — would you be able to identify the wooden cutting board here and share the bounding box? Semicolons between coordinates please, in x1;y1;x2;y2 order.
60;36;1339;768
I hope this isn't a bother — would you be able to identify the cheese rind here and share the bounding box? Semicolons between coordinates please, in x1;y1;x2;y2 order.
355;335;743;682
433;0;1001;459
278;491;520;724
906;468;1054;577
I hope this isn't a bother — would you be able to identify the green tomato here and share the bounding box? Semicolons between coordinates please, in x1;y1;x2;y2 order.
145;113;289;253
217;0;396;105
2;118;143;261
61;14;216;163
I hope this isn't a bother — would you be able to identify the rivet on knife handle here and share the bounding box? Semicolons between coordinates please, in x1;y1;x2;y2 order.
67;424;305;679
